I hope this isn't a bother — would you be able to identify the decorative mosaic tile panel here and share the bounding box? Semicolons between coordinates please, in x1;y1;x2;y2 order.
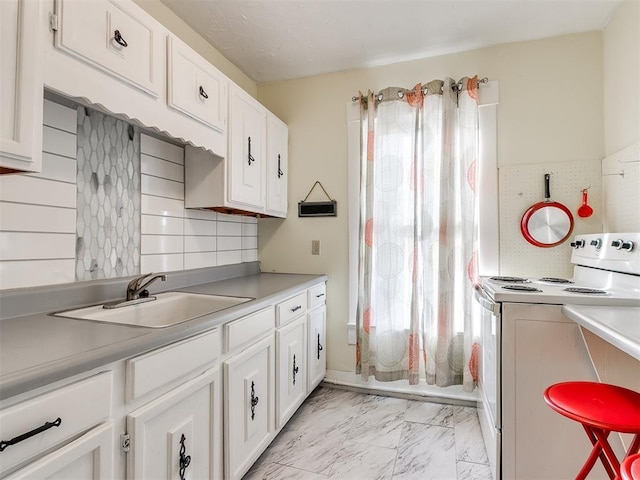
75;107;141;281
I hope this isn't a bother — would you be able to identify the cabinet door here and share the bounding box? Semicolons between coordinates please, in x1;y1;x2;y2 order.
224;336;275;480
127;367;222;480
167;35;228;134
276;315;307;428
55;0;160;97
307;305;327;393
0;0;43;173
228;87;266;210
4;423;113;480
266;113;288;217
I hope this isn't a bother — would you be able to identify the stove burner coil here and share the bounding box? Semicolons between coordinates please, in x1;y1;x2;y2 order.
563;287;608;295
501;285;542;292
539;277;573;284
491;276;530;283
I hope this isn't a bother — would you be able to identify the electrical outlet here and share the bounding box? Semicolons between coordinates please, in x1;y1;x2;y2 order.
311;240;320;255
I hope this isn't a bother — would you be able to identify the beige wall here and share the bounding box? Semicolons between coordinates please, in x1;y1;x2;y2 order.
257;32;604;373
133;0;258;97
603;0;640;156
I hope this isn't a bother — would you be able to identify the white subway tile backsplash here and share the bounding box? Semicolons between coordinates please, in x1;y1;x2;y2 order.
217;236;242;251
141;175;184;200
0;176;76;208
0;112;262;291
29;153;77;183
0;203;75;233
184;218;217;236
241;223;258;237
42;125;76;158
184;236;217;253
141;235;184;255
217;213;244;223
43;99;77;133
141;215;184;235
217;250;242;266
141;253;184;273
0;232;76;260
242;249;258;262
184;209;217;221
0;259;75;290
184;252;217;270
217;221;242;236
141;194;184;217
140;135;184;164
241;236;258;250
141;154;184;182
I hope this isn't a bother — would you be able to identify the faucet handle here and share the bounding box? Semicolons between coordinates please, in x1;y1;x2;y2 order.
128;273;153;290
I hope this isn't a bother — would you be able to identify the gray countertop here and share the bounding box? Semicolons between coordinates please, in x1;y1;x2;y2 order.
562;304;640;361
0;270;326;400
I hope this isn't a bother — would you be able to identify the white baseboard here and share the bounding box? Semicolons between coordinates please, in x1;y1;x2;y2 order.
322;369;479;406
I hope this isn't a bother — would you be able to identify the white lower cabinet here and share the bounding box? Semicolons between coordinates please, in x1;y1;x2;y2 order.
276;315;307;428
127;367;223;480
224;335;275;480
307;304;327;393
1;282;326;480
4;422;114;480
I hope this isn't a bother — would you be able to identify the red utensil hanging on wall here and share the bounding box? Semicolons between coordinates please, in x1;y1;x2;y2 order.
577;189;594;218
520;173;574;248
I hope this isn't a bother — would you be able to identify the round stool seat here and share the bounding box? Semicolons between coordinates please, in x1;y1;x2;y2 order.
544;382;640;433
544;382;640;480
621;453;640;480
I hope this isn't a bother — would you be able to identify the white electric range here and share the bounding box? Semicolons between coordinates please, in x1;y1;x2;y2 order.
474;232;640;480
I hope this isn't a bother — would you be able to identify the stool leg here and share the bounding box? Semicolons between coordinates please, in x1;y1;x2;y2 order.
593;428;621;478
578;426;617;480
625;435;640;458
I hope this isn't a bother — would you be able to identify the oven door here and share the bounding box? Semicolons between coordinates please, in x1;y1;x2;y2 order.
474;285;501;480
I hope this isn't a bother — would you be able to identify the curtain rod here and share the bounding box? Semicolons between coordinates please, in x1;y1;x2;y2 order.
351;76;489;102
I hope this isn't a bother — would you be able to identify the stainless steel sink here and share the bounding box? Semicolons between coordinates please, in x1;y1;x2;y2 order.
54;292;252;328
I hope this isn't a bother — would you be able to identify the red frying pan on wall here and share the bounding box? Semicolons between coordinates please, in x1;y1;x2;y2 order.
520;173;574;248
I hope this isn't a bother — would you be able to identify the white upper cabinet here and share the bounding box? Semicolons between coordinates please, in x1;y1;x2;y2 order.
167;35;228;135
228;85;267;210
54;0;161;97
0;0;43;173
266;113;289;217
185;83;285;217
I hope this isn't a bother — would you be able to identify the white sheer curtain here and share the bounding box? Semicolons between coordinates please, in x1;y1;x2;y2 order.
356;77;480;391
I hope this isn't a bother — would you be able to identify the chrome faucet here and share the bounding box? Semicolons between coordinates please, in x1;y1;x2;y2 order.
103;273;167;309
126;273;167;301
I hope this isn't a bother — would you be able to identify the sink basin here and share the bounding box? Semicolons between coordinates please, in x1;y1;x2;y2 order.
54;292;253;328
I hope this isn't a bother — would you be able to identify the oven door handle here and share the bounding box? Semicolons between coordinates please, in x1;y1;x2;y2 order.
474;285;500;316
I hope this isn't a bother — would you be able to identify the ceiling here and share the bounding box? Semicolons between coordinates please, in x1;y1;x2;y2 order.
160;0;621;83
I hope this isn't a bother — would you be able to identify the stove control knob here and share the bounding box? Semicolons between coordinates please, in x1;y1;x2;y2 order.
621;241;635;252
570;239;585;248
590;239;602;249
611;239;624;249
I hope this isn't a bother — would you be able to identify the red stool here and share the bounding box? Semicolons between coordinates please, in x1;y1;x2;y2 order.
621;453;640;480
544;382;640;480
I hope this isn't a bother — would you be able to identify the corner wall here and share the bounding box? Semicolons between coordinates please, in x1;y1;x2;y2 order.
603;0;640;156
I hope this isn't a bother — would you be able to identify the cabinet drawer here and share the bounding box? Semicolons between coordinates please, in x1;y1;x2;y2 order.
308;283;326;310
167;36;228;133
55;0;160;97
225;307;274;353
0;372;112;474
276;292;307;327
126;329;221;402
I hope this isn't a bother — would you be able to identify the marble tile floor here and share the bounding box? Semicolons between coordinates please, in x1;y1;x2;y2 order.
244;386;492;480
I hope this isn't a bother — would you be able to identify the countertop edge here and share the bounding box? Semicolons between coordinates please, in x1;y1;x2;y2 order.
562;305;640;361
0;273;327;401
